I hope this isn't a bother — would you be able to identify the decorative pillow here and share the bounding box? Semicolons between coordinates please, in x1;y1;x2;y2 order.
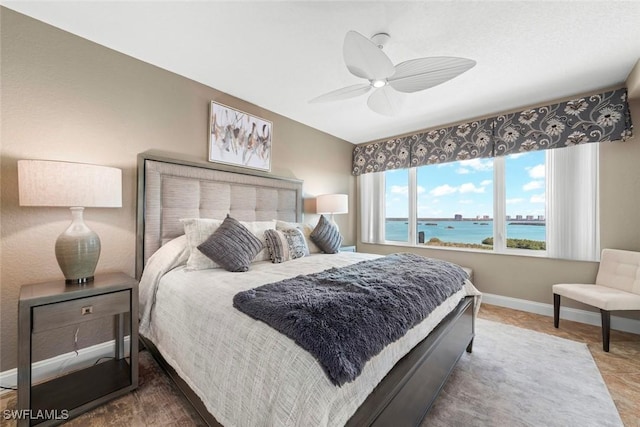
239;220;277;262
264;228;309;263
310;215;343;254
197;216;263;272
276;220;322;254
181;218;223;270
181;218;276;270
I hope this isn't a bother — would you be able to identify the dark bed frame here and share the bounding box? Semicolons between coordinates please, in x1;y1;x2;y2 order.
136;151;475;427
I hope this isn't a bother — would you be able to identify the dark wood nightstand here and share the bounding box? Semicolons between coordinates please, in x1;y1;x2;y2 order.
17;273;138;426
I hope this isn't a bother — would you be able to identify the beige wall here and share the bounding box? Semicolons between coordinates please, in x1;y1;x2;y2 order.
359;96;640;318
0;8;355;371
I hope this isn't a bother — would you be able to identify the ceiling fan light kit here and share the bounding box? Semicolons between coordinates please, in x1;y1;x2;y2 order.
310;30;476;116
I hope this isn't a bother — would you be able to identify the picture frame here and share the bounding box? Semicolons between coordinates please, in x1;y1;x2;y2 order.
208;101;272;172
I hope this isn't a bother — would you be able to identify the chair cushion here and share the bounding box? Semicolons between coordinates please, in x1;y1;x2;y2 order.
553;283;640;311
595;249;640;295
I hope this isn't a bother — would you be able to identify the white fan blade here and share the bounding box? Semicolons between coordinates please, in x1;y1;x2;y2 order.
367;86;404;116
309;83;372;103
388;57;476;93
343;30;395;81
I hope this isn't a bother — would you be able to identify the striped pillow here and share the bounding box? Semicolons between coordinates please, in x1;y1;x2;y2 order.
197;215;263;272
264;228;309;263
310;215;343;254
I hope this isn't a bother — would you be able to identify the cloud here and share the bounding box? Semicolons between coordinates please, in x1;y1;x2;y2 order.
458;158;493;172
389;185;425;196
429;181;489;196
528;164;545;179
530;193;545;203
459;183;485;194
523;180;544;191
456;168;470;174
458;199;473;204
390;185;408;195
429;184;457;196
508;153;527;159
480;179;492;186
506;198;525;204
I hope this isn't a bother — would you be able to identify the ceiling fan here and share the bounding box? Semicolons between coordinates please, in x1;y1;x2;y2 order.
310;31;476;116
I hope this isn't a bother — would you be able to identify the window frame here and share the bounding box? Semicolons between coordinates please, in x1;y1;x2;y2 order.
381;156;549;257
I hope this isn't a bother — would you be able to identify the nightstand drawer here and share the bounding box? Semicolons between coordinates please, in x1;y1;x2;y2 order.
32;290;129;333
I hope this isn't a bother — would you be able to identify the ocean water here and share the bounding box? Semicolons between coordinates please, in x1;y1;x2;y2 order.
385;220;545;244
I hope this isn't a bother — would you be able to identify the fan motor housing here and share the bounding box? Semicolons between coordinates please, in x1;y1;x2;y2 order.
371;33;390;49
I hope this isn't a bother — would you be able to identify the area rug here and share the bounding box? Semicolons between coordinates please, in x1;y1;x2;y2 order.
0;319;623;426
424;318;623;427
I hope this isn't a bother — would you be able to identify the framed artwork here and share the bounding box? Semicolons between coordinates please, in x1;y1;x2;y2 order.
208;101;272;172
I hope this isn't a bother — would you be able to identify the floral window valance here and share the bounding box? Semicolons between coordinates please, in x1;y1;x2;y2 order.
352;88;632;176
493;89;632;156
409;119;494;167
352;138;411;176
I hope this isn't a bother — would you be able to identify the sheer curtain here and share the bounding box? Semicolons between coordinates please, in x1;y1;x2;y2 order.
546;143;600;261
359;172;385;244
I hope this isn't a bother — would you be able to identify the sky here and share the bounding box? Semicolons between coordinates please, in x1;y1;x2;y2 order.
385;151;546;219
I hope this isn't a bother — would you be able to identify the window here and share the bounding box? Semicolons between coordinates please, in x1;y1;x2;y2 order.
416;159;494;249
360;144;599;261
385;169;409;243
504;151;546;250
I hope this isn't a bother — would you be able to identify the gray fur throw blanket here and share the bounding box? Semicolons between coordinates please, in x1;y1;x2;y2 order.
233;253;468;386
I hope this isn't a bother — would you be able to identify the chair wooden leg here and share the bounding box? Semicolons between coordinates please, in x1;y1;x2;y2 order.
553;294;560;328
600;309;611;352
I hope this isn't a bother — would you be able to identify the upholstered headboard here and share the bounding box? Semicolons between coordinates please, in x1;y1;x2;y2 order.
135;152;303;279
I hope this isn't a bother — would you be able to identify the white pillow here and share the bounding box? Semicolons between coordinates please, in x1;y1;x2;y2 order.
237;220;277;262
181;218;276;270
139;235;189;317
276;220;322;254
181;218;223;270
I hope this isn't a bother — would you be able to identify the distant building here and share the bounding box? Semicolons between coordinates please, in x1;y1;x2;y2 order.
454;214;462;221
538;215;545;221
526;215;534;220
482;215;490;220
506;215;511;220
516;215;523;220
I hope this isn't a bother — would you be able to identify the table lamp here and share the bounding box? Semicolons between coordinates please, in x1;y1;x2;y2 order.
18;160;122;284
316;194;348;222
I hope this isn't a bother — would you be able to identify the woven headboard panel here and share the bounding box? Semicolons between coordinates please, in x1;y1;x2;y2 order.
136;153;303;278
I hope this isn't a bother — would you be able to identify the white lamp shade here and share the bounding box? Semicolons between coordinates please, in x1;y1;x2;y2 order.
18;160;122;208
316;194;348;214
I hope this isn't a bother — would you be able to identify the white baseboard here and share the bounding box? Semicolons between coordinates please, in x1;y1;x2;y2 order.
482;293;640;334
0;336;130;395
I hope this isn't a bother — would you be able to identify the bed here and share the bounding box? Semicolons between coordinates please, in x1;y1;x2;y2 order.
135;151;480;426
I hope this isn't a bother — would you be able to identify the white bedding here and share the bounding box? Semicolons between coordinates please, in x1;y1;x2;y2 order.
139;242;480;427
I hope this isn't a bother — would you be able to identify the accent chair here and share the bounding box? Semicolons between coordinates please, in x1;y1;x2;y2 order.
553;248;640;352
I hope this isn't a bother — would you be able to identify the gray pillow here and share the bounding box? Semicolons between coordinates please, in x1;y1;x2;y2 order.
197;215;263;272
265;228;309;263
310;215;343;254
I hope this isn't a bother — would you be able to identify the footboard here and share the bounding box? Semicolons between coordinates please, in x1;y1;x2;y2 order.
346;296;475;426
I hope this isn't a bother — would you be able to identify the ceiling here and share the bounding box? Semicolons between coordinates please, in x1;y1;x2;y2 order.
3;1;640;144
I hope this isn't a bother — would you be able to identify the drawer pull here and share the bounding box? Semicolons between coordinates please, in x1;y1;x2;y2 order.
32;291;129;333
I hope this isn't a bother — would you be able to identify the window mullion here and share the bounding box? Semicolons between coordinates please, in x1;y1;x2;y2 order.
408;168;417;245
493;157;506;252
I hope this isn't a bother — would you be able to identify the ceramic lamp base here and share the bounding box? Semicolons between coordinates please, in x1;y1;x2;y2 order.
55;207;101;284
